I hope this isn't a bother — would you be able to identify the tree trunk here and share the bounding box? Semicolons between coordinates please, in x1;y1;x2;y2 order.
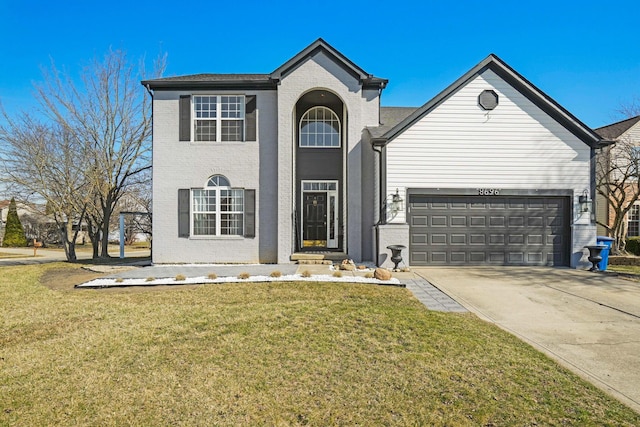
85;216;101;259
99;200;112;258
63;221;77;262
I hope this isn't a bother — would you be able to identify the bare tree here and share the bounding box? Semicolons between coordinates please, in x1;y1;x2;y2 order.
34;49;164;258
0;116;91;260
618;97;640;118
596;135;640;252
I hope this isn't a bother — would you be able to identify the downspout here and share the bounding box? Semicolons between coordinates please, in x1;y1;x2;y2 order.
144;83;154;260
372;141;385;266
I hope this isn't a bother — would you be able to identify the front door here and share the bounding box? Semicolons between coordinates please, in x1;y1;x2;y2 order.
303;193;327;247
300;181;339;249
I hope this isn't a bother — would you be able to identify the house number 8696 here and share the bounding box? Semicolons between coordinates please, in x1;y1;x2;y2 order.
478;188;500;196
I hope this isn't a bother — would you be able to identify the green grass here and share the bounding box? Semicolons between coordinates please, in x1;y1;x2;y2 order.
608;264;640;276
1;263;639;426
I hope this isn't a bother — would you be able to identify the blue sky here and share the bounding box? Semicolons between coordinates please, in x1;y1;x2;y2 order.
0;0;638;128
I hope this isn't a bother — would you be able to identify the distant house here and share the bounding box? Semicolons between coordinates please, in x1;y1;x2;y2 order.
0;200;9;244
595;116;640;239
0;199;89;246
0;199;46;245
142;38;604;268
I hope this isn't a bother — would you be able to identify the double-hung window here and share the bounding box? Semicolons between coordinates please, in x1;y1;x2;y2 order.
194;95;245;142
628;203;640;237
192;175;244;236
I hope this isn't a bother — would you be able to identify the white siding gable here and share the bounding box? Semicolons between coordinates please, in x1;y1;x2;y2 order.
386;68;591;224
621;121;640;142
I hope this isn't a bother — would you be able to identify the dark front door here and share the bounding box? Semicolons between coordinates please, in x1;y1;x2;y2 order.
303;193;327;247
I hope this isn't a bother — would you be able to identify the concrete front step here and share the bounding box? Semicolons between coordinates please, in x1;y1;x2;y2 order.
290;252;350;262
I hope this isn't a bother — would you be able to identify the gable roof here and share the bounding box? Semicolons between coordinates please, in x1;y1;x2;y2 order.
371;54;603;148
143;38;387;91
270;38;387;89
595;115;640;140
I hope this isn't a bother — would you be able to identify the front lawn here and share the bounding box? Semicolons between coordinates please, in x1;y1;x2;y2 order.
1;263;638;425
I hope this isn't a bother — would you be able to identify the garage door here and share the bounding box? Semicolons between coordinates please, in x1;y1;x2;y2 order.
408;195;570;266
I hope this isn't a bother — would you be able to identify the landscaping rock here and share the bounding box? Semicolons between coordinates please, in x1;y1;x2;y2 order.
374;268;392;281
340;259;356;271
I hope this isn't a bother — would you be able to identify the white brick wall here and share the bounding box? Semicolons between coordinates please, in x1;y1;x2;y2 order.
275;51;380;262
152;90;278;263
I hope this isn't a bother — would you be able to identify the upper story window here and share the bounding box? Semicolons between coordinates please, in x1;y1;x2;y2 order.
299;106;340;148
194;95;245;142
192;175;244;236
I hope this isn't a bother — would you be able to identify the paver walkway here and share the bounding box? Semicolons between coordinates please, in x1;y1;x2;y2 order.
403;277;467;312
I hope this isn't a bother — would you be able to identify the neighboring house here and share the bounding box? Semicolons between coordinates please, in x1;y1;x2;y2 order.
595;115;640;239
0;199;8;244
143;38;603;268
0;199;48;245
0;199;89;246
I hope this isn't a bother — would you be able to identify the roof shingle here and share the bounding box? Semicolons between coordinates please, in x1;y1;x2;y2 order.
367;107;418;138
595;115;640;140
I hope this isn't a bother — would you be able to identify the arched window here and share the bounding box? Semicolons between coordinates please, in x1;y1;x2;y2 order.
192;175;244;236
299;106;340;148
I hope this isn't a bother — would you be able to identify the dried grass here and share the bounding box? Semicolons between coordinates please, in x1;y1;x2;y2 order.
0;263;637;426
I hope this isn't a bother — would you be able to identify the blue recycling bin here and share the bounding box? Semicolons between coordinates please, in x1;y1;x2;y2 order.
596;236;615;271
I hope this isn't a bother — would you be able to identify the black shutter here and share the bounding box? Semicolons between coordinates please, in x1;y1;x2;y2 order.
245;95;257;141
179;95;191;141
178;189;190;238
244;189;255;238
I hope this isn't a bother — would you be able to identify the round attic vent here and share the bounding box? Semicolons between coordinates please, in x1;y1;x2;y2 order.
479;90;499;110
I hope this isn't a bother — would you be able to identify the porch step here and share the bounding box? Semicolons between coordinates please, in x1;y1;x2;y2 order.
290;252;350;263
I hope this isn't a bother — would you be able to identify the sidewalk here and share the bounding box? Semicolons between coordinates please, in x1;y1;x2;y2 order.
0;247;150;266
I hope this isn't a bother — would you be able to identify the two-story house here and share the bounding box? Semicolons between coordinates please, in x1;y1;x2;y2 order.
595;115;640;243
143;38;603;268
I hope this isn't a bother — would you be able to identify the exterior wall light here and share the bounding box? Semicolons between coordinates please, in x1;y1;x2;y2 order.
391;188;404;215
578;189;592;213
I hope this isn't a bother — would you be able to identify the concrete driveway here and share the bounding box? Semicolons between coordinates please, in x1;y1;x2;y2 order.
414;266;640;414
